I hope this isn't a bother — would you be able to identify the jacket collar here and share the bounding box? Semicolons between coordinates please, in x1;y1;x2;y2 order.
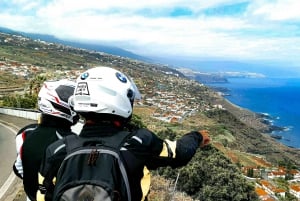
79;123;123;137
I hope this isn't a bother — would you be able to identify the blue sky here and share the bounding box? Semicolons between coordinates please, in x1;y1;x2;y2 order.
1;0;300;68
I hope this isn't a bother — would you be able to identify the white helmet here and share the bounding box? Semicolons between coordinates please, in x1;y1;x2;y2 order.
38;79;77;123
73;67;141;119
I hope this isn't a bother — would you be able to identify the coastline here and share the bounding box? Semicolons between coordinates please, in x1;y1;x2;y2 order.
215;97;271;132
213;90;300;141
212;88;288;138
219;96;289;137
212;93;300;166
207;77;300;149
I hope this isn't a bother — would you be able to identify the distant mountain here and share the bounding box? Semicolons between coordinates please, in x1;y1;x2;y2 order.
2;26;299;78
0;26;151;62
154;56;300;78
0;26;21;35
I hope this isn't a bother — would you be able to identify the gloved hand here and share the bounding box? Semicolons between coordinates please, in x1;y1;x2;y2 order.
198;130;210;147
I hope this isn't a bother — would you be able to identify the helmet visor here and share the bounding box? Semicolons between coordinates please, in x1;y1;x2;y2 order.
128;77;142;101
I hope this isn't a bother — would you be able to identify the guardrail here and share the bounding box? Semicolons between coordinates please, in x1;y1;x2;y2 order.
0;107;82;134
0;107;39;120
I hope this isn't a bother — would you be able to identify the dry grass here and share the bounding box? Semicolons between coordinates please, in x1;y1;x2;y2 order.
213;142;272;168
148;175;196;201
135;105;273;169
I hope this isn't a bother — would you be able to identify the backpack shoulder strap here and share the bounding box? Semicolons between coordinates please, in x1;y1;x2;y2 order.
101;131;132;151
108;131;133;201
116;131;132;149
63;135;82;154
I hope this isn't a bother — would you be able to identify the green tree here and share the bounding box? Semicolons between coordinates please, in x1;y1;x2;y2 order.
126;114;146;131
157;146;259;201
156;128;176;140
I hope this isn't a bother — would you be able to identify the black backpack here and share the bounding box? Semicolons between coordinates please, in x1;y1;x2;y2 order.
51;131;132;201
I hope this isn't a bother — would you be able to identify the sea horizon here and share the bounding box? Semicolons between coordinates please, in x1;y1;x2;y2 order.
206;77;300;149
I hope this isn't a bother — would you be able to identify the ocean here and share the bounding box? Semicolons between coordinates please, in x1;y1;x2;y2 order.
207;77;300;149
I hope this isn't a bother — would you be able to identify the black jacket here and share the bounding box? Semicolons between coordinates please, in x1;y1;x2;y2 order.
39;123;203;201
13;123;38;179
22;114;75;201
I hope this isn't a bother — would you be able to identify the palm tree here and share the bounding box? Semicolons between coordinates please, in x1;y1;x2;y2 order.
29;75;47;95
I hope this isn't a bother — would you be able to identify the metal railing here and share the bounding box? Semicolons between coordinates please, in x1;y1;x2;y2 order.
0;107;82;134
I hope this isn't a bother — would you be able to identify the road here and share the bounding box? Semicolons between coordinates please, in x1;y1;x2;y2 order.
0;113;81;201
0;123;16;187
0;114;36;201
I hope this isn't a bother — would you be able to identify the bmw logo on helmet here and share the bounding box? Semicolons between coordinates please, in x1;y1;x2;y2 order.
81;72;89;80
116;72;127;83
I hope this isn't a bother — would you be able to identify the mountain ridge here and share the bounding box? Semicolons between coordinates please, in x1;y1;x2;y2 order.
0;26;151;62
4;26;298;78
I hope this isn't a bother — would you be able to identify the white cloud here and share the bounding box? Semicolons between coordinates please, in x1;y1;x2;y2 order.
0;0;300;66
250;0;300;21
